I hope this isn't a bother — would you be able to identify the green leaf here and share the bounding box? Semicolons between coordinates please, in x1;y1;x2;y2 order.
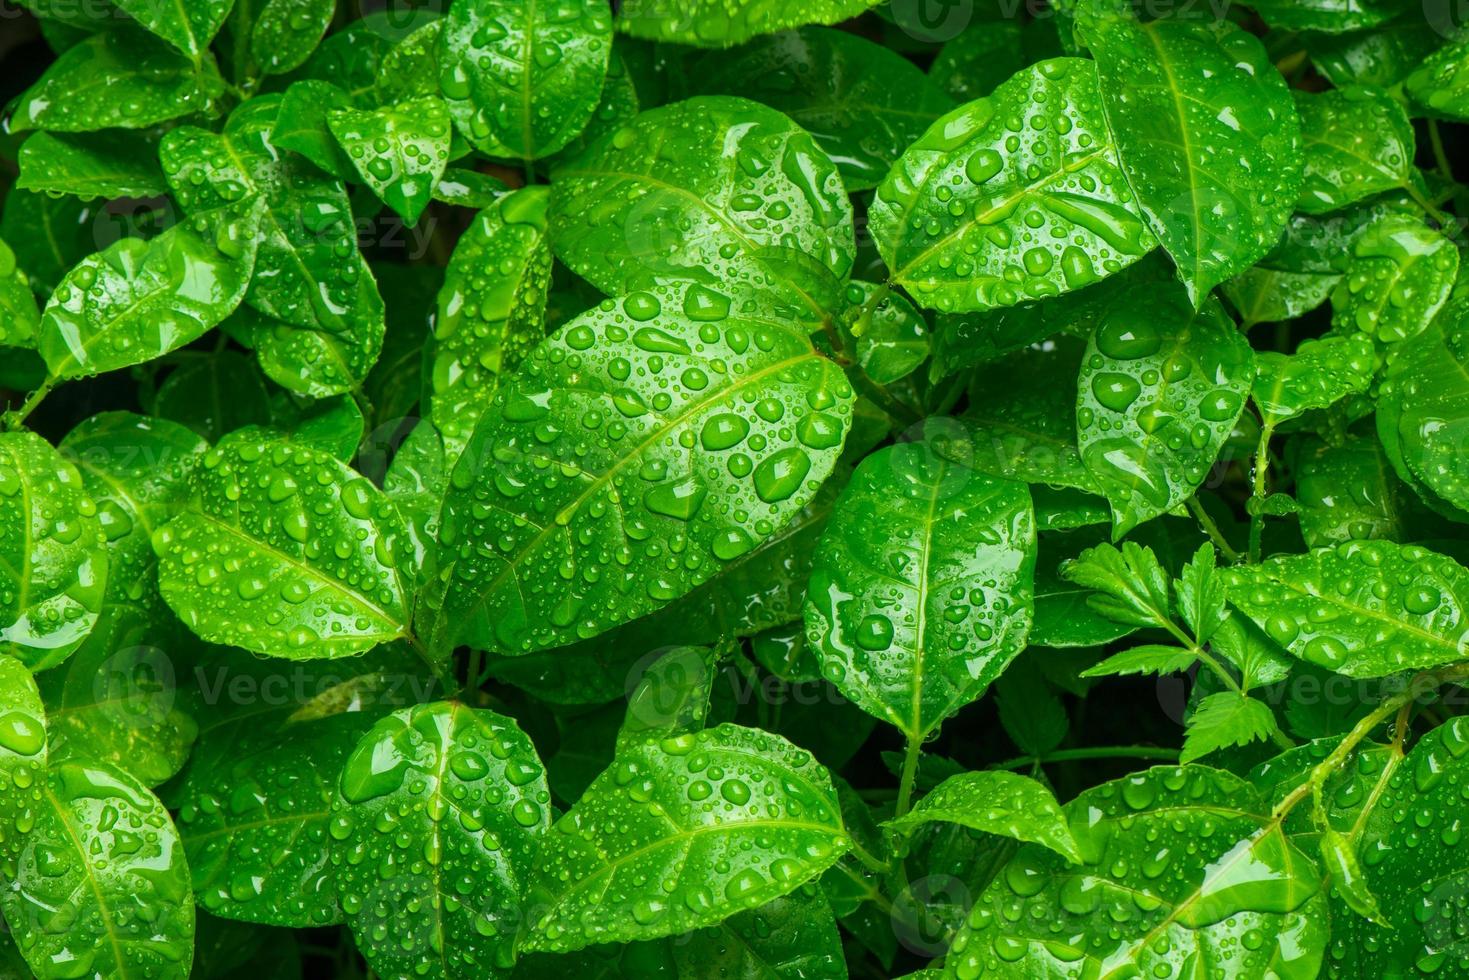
885;770;1080;861
1031;529;1139;648
1293;432;1425;547
153;349;273;442
373;17;445;105
1224;540;1469;678
0;431;109;671
1176;542;1226;644
995;653;1069;754
1330;215;1458;345
1222;265;1340;327
838;281;930;385
1377;304;1469;512
327;97;453;225
0;654;46;873
1246;0;1408;33
1405;34;1469;120
1317;825;1387;927
1252;333;1375;424
1060;540;1172;631
1083;14;1302;303
438;0;613;159
870;58;1155;314
433;167;510;209
694;27;953;192
429;187;552;443
617;645;717;749
330;702;548;979
1308;16;1442;90
1;191;134;295
1295;86;1414;214
249;0;335;76
431;287;853;655
946;765;1325;980
270;80;357;180
549;96;855;325
1082;644;1197;677
1076;286;1254;537
1;762;194;980
9;26;225;132
16;131;169;201
804;442;1035;741
230;304;385;400
615;0;880;46
670;887;846;980
113;0;233;57
38;202;265;379
1180;692;1280;763
522;723;848;952
153;435;411;658
0;238;40;349
929;20;1026;103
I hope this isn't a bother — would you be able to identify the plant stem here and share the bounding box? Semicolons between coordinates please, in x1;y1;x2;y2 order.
847;839;892;875
994;745;1180;770
1431;119;1454;181
1248;418;1275;564
1404;180;1453;228
894;735;923;818
405;630;459;698
522;157;536;186
1185;496;1240;563
4;375;57;431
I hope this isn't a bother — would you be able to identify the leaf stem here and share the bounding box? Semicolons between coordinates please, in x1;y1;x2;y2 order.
993;745;1180;770
846;838;892;875
894;735;923;818
1431;119;1454;181
405;630;459;698
1404;179;1453;228
1185;496;1240;563
3;375;57;431
1247;418;1275;564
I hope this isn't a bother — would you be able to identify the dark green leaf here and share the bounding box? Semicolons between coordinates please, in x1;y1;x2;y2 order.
153;349;273;442
614;0;881;46
16;131;168;201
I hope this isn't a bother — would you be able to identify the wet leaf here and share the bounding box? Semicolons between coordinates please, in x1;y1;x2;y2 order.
327;97;454;225
113;0;232;57
1329;214;1458;345
1295;86;1414;214
884;770;1080;861
15;130;168;201
1377;301;1469;513
0;654;46;873
0;238;40;350
1252;333;1375;424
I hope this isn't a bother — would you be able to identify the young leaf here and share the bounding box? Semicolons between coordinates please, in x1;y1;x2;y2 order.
522;724;848;952
270;80;357;181
839;281;930;385
1031;529;1139;648
1060;540;1172;631
1330;215;1458;345
438;0;613;159
0;762;195;980
1295;86;1414;214
693;27;954;192
1176;543;1227;645
1252;333;1375;424
804;443;1035;741
1083;13;1302;303
0;431;109;671
1076;285;1254;536
615;0;880;46
327;97;453;225
0;655;46;872
38;200;264;379
1318;826;1387;927
431;291;853;655
330;702;549;980
1180;692;1279;763
1224;540;1469;678
946;765;1325;979
16;131;169;201
1082;644;1197;678
429;187;552;443
549;96;855;325
153;435;412;658
883;770;1081;862
869;58;1155;315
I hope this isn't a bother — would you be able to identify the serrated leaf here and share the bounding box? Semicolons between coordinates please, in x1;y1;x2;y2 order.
884;770;1080;862
1031;528;1139;648
870;57;1155;315
16;131;168;201
549;96;855;325
1060;540;1172;631
327;97;453;224
1295;86;1414;214
153;435;411;658
1224;540;1469;678
0;431;109;671
1082;644;1197;678
1252;333;1375;424
1076;285;1254;537
431;288;852;655
1;762;194;980
522;724;848;952
330;702;548;979
1180;692;1279;763
804;442;1035;741
946;765;1325;979
1084;14;1302;303
438;0;613;159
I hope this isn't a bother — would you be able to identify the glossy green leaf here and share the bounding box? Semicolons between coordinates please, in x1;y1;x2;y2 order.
16;131;168;201
1222;265;1339;327
328;702;548;979
438;0;613;159
0;431;109;671
1294;432;1426;547
431;288;853;655
0;654;46;873
1246;0;1408;33
1084;14;1302;304
114;0;232;57
153;349;273;442
522;724;849;952
429;187;551;443
230;305;385;400
433;167;510;209
373;17;445;104
1377;308;1469;512
270;80;356;180
0;762;194;980
1308;16;1442;90
1180;692;1280;763
549;96;855;324
1252;333;1375;424
805;442;1035;741
945;765;1325;980
0;239;40;350
884;771;1080;861
694;27;953;191
1076;286;1253;537
1295;87;1414;214
9;27;225;132
1082;643;1197;677
838;281;930;384
1060;539;1172;631
870;58;1155;315
1330;215;1458;345
1224;540;1469;678
153;435;411;658
38;202;264;380
1405;34;1469;120
671;887;846;979
615;0;880;46
249;0;334;76
617;645;716;749
327;97;453;225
